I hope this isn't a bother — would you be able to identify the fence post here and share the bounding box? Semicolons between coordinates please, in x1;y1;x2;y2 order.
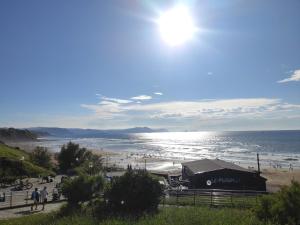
210;190;213;207
193;190;196;206
10;191;12;208
26;191;29;205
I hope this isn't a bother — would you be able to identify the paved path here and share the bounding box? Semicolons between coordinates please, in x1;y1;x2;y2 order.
0;202;64;219
0;176;64;209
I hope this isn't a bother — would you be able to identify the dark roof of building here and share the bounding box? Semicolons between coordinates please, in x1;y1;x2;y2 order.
182;158;253;174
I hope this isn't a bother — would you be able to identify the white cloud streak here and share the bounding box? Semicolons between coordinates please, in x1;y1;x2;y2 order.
154;92;163;95
101;96;132;104
131;95;152;100
277;69;300;83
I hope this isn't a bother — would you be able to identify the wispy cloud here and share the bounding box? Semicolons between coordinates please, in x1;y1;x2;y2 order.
154;92;163;95
277;69;300;83
101;96;132;104
81;97;300;123
8;97;300;130
131;95;152;100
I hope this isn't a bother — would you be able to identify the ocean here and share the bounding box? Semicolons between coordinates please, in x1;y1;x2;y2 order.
20;130;300;171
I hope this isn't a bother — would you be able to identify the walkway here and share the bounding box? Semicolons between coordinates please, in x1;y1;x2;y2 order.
0;201;64;219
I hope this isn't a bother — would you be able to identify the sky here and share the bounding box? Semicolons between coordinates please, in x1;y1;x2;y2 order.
0;0;300;131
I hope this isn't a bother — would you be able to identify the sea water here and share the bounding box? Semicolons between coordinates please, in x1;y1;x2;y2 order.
20;130;300;170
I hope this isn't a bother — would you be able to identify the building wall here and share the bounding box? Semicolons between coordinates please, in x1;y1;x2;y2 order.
183;168;266;191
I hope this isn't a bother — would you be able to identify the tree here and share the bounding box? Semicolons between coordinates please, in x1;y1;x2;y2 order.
74;153;103;176
57;142;92;173
255;181;300;225
104;169;163;214
61;175;104;207
29;146;52;169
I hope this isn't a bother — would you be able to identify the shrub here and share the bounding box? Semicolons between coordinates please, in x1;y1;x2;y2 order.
74;154;103;176
104;169;163;214
61;175;104;207
30;146;52;169
254;181;300;225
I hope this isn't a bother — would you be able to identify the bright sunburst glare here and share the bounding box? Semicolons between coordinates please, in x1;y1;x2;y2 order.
158;5;197;46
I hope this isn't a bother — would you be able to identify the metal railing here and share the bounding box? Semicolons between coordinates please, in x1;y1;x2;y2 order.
0;187;267;210
161;188;268;208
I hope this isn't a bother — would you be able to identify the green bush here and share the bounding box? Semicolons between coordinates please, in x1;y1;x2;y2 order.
30;146;52;169
62;175;104;207
254;181;300;225
104;169;163;214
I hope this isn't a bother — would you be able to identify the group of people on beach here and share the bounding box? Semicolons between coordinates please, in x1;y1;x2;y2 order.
30;186;48;211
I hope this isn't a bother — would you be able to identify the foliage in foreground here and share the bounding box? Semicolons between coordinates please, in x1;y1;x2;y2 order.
254;181;300;225
61;175;104;206
0;206;263;225
104;168;163;214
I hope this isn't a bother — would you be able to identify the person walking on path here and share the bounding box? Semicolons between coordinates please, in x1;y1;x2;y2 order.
40;186;48;210
30;188;40;211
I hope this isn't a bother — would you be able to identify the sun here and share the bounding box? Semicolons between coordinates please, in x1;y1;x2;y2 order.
158;5;197;46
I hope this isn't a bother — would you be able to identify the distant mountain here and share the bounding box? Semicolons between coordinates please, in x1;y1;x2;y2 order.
28;127;168;138
29;127;73;138
0;128;37;142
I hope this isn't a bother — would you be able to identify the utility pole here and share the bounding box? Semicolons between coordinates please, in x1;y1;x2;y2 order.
257;153;261;174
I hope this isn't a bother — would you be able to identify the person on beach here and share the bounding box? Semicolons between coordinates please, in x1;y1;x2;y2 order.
30;188;40;211
40;186;48;210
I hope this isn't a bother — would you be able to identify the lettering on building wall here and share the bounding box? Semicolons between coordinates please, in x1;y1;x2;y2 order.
208;177;240;185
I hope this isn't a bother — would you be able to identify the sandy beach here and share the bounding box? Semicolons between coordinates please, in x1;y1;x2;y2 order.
6;141;300;193
91;147;300;192
261;168;300;192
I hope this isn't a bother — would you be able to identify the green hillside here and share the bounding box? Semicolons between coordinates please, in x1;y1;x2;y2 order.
0;143;29;160
0;143;54;181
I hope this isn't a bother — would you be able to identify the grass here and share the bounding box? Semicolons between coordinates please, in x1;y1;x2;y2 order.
0;206;264;225
0;143;54;179
0;143;29;160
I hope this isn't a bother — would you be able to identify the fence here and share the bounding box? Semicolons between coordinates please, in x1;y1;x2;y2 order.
0;188;267;210
0;190;65;210
161;189;268;208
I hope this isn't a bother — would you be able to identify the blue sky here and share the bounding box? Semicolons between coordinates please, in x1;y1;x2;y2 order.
0;0;300;131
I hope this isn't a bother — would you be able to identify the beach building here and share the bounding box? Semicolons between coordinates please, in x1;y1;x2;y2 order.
181;159;267;191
